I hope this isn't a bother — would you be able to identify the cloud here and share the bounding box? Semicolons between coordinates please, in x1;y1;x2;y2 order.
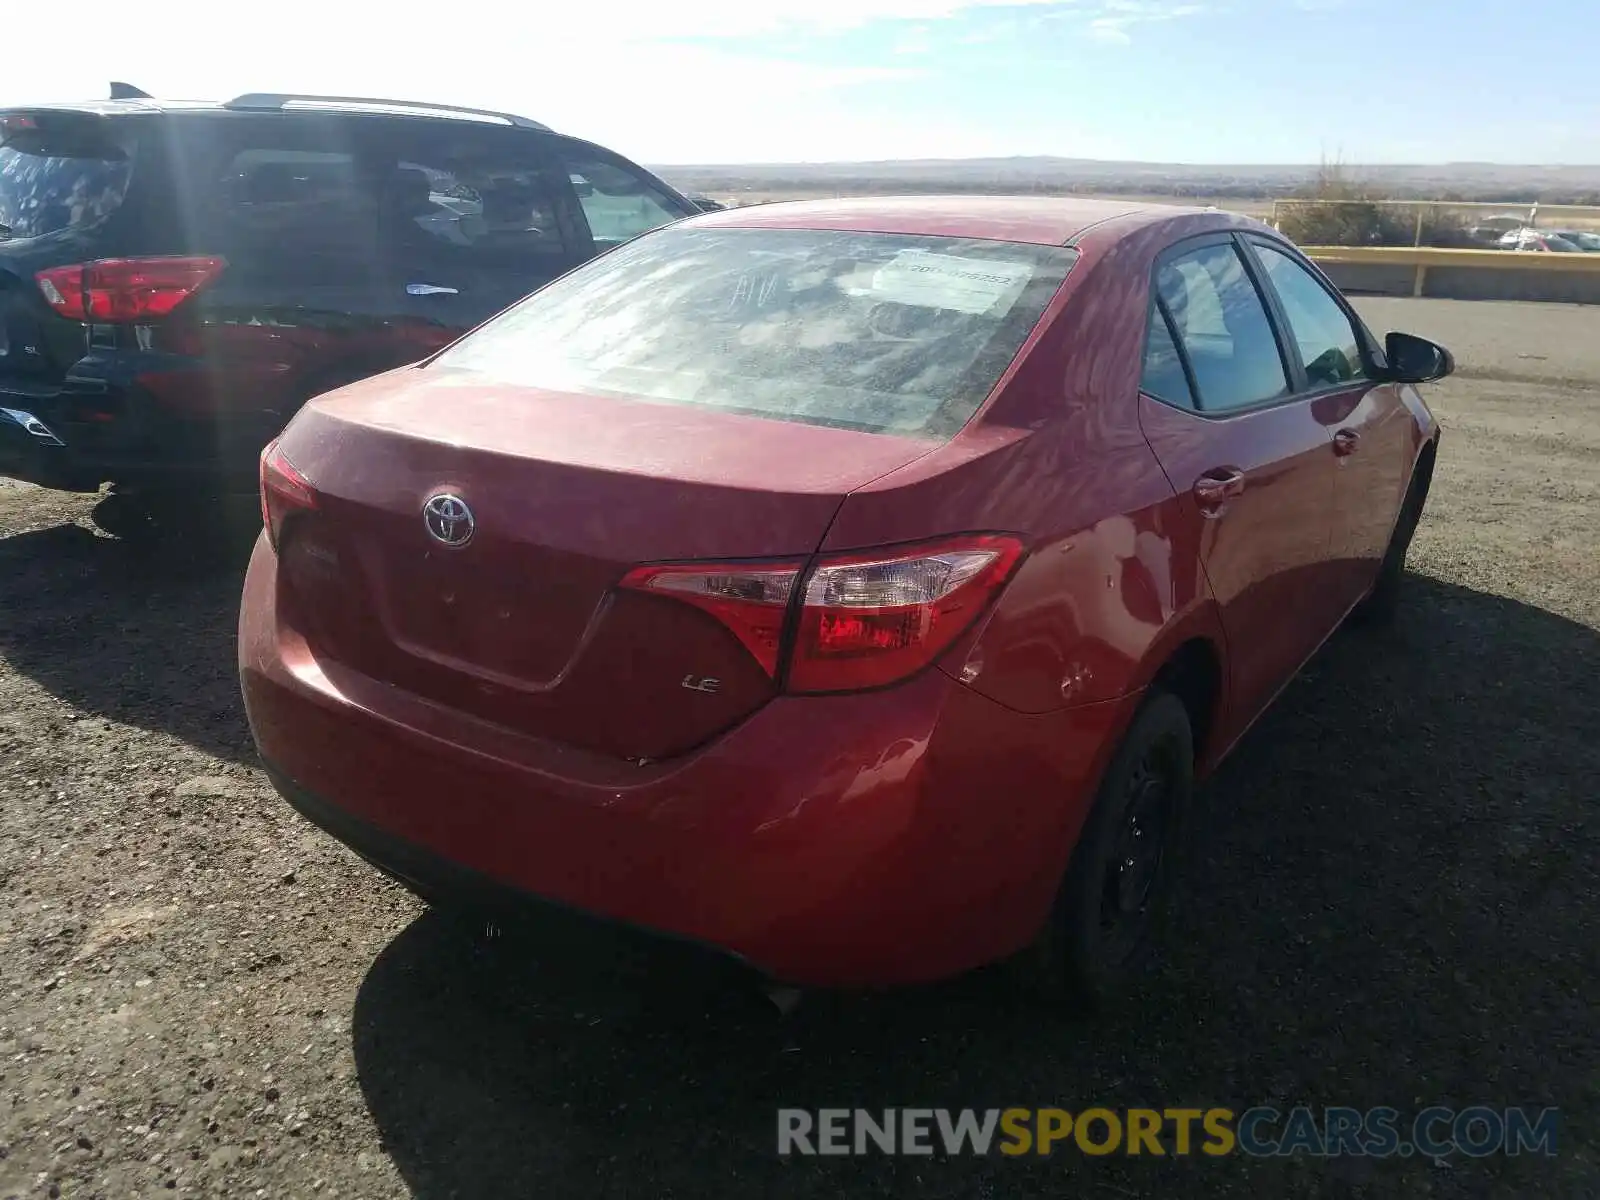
1085;0;1208;43
0;0;1226;162
550;0;1070;41
893;23;936;53
1088;17;1135;42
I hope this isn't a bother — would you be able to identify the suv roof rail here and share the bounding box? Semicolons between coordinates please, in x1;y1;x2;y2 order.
223;93;551;131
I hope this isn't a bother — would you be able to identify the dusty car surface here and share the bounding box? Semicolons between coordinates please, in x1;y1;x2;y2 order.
239;196;1451;1003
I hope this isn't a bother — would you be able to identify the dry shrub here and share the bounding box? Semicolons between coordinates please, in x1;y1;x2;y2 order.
1278;162;1471;248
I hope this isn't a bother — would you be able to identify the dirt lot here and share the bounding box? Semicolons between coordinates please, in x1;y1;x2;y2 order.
1;298;1596;1199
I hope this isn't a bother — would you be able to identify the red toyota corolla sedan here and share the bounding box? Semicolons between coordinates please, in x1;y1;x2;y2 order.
239;197;1452;1003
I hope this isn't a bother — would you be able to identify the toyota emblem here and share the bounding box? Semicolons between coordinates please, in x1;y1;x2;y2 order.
423;493;475;547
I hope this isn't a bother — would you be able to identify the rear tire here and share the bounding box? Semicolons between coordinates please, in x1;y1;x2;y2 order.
92;489;257;560
1015;689;1194;1011
90;490;166;546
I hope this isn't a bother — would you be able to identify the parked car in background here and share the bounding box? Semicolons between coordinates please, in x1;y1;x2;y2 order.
1545;229;1600;252
1498;228;1582;252
684;192;727;212
0;88;698;537
1467;213;1533;246
241;196;1451;1004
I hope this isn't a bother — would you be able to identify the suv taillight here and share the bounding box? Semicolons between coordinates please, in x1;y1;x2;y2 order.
35;256;226;322
259;439;318;550
620;534;1025;694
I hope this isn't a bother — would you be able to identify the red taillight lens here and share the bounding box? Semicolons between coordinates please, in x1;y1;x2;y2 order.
35;256;226;322
35;265;88;319
259;439;318;550
619;534;1025;691
788;534;1024;693
619;560;803;677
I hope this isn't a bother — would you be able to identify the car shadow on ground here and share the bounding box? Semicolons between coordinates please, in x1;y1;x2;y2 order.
348;575;1597;1198
0;519;258;762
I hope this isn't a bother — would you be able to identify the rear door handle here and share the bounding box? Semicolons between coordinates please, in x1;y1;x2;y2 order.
1193;468;1246;516
1333;428;1362;456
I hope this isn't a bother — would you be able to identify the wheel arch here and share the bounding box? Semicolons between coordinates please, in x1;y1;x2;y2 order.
1147;636;1225;773
1125;600;1230;775
1412;434;1439;501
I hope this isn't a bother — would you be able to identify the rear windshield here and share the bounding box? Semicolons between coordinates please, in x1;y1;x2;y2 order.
431;227;1077;438
0;123;133;240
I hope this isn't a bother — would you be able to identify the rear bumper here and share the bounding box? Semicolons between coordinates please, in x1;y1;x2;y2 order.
0;406;99;491
0;383;271;493
240;536;1139;987
265;760;757;972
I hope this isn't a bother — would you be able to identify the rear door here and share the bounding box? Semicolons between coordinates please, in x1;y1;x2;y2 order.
375;123;583;328
149;114;420;460
1137;235;1342;729
160;116;584;457
1243;235;1414;613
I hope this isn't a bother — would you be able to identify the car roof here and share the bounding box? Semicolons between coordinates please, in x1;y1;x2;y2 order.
4;95;553;132
1;99;219;118
683;195;1221;246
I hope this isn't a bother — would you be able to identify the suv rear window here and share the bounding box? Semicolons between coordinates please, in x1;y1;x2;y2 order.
431;227;1077;438
0;122;133;240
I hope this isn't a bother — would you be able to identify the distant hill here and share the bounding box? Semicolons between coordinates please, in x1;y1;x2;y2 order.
653;157;1600;204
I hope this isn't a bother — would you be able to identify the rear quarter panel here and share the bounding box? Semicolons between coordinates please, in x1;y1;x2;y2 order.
824;211;1247;718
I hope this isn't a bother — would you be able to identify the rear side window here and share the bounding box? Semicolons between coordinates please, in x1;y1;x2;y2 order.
0;121;133;240
561;151;690;248
391;154;562;260
213;147;371;258
432;227;1077;439
182;118;567;267
1157;242;1288;413
1141;306;1195;408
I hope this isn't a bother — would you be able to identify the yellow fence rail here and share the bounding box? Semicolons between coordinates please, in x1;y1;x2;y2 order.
1300;244;1600;297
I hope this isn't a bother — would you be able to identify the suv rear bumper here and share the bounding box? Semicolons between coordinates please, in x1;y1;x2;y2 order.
0;406;100;491
0;394;262;493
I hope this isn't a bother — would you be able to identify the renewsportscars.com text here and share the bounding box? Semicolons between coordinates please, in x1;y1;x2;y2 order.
777;1106;1559;1159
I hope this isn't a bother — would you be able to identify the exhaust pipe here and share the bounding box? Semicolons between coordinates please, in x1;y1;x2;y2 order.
0;408;66;447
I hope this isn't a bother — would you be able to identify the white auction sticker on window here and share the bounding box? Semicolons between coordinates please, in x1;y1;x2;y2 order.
869;251;1035;315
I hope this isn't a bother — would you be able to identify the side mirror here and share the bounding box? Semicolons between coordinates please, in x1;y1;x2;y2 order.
1384;331;1455;384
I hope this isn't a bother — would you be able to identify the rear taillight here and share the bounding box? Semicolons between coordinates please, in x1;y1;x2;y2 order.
620;534;1025;693
35;256;226;322
260;439;317;550
619;560;804;676
788;535;1024;692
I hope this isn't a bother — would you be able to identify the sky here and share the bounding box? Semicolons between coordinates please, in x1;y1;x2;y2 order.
4;0;1595;166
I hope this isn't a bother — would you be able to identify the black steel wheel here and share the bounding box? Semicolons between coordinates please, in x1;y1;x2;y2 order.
1016;689;1194;1011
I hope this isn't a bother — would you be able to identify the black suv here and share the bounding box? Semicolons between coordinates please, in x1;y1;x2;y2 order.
0;89;698;522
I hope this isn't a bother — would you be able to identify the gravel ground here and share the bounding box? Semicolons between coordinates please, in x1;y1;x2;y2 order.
1;298;1596;1199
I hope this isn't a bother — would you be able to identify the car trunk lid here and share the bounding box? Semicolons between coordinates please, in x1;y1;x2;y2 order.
272;366;938;760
